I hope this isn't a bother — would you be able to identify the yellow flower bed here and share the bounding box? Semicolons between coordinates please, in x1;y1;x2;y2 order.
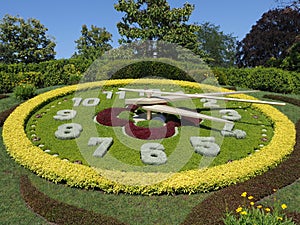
2;79;296;195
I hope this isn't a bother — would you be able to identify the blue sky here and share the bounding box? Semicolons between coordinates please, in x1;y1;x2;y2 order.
0;0;277;59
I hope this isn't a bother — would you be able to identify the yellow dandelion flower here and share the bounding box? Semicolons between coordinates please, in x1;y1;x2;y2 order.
236;207;243;213
265;208;271;212
241;192;247;197
257;205;263;209
250;202;255;206
281;204;287;210
240;211;248;215
248;196;254;200
277;216;283;221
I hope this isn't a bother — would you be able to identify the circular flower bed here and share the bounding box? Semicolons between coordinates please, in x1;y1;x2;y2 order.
2;79;296;195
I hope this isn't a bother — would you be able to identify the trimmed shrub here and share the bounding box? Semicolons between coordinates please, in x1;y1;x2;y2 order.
0;71;18;93
213;67;300;94
111;61;194;81
13;83;36;100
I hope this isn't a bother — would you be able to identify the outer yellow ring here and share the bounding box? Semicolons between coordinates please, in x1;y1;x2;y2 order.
2;79;296;195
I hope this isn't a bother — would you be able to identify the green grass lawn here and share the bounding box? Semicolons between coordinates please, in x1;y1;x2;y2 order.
24;85;273;172
0;85;299;225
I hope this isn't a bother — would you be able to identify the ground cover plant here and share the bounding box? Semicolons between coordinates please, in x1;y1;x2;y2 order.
0;83;299;224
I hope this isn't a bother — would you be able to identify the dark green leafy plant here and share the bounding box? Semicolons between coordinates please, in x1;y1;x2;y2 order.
13;83;36;100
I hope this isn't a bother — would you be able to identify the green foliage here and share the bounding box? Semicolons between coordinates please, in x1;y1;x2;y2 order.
281;38;300;71
111;60;194;81
74;25;113;60
114;0;204;57
17;71;44;88
213;67;300;94
196;22;237;67
13;83;36;100
83;54;212;83
224;207;295;225
0;58;91;93
0;14;56;63
223;192;295;225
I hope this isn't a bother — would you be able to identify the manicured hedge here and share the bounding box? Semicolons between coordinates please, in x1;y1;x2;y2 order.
0;59;91;93
111;61;193;81
213;67;300;94
1;57;299;95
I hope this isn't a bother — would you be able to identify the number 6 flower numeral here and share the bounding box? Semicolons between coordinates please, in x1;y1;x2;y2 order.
140;143;167;165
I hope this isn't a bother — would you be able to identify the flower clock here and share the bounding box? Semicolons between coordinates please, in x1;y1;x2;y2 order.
3;79;296;195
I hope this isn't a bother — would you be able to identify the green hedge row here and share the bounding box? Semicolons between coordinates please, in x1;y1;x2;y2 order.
1;58;299;95
213;67;300;94
0;59;92;93
111;61;193;81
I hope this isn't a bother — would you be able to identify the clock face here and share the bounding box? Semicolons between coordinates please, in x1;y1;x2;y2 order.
25;80;274;185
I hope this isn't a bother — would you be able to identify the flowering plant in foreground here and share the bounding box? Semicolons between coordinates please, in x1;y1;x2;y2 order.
223;192;296;225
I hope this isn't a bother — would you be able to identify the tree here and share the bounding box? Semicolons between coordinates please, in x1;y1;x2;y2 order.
0;14;56;63
196;22;237;67
74;25;113;60
236;7;300;67
281;35;300;71
114;0;204;57
275;0;299;10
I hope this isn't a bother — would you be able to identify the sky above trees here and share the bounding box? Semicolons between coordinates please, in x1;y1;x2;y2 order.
0;0;277;59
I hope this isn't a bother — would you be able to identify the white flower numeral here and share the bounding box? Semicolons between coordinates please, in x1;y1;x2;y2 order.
140;143;167;165
201;98;220;108
88;137;113;158
115;91;126;99
53;109;77;121
103;91;113;99
55;123;83;140
72;97;100;107
219;109;241;121
190;137;220;157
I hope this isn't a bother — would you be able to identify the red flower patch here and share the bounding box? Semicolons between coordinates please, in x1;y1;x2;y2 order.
96;107;131;126
124;121;179;140
96;106;197;140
